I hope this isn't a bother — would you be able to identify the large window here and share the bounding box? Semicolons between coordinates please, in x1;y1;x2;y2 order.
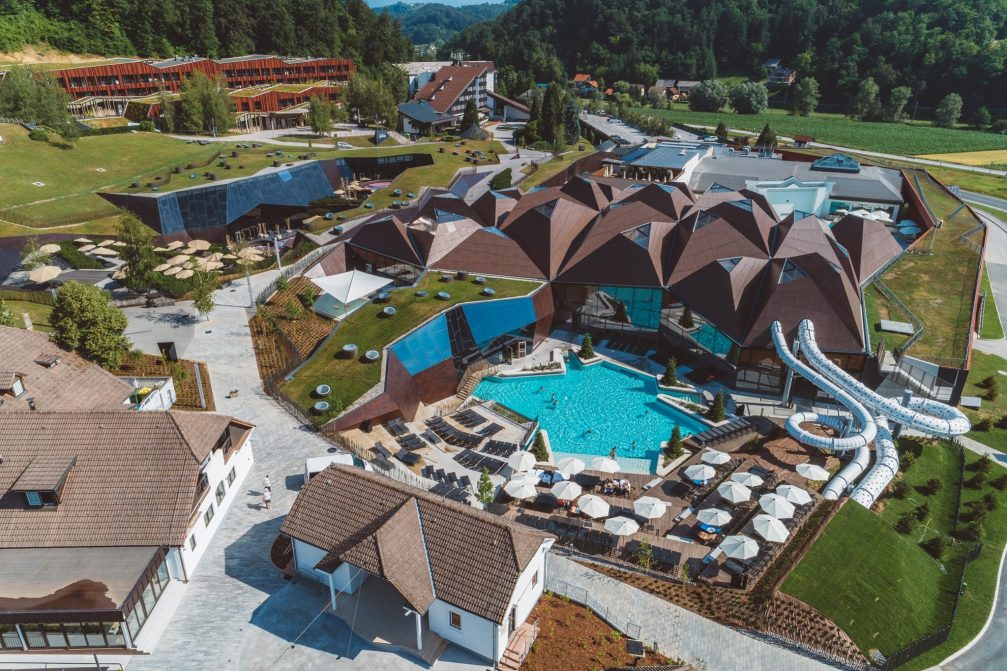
563;285;667;346
227;466;237;486
0;625;21;649
215;480;226;506
204;503;215;527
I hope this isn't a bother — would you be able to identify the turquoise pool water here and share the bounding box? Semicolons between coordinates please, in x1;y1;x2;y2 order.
474;359;708;470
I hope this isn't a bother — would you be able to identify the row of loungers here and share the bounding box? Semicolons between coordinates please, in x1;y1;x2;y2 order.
430;481;473;504
426;417;483;447
385;418;410;437
455;448;506;475
690;417;754;448
396;433;426;452
481;440;519;458
373;442;420;467
422;465;473;490
450;409;486;428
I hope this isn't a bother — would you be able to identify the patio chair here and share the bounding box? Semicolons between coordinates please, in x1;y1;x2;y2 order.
447;471;458;484
422;465;435;479
435;468;447;481
458;475;472;490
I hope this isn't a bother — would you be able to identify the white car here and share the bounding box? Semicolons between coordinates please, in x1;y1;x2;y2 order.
702;135;720;142
304;453;372;485
336;141;354;150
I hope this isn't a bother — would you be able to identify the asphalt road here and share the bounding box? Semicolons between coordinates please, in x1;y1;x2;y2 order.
580;113;652;144
962;190;1007;214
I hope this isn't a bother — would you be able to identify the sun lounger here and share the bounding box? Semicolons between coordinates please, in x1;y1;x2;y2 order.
372;442;392;459
435;468;447;481
458;475;472;489
394;449;420;466
422;465;435;479
642;477;663;491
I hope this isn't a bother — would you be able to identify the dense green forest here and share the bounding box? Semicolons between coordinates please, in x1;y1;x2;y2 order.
377;1;514;46
0;0;412;68
454;0;1007;109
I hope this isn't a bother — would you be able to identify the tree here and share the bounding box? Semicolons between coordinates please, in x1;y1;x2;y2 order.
117;215;158;294
730;82;768;114
19;236;49;271
306;96;335;140
563;96;580;144
661;357;679;387
531;432;549;462
157;89;176;132
792;77;820;116
708;391;726;422
0;299;16;327
51;281;129;368
883;86;912;123
57;118;81;148
934;93;963;128
345;73;399;128
460;98;479;131
849;77;882;121
191;270;218;321
540;82;565;147
688;80;728;112
285;298;302;321
179;72;233;135
666;425;684;460
635;537;654;570
922;477;942;495
921;535;949;559
971;106;991;129
679;306;694;329
580;333;595;359
476;467;494;504
0;66;72;129
647;87;667;109
756;123;777;148
714;122;727;142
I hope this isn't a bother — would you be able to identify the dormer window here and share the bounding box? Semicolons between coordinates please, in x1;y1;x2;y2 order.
11;377;24;397
0;371;25;398
25;491;42;508
12;455;76;508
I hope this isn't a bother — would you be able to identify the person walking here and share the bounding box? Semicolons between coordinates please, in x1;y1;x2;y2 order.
262;487;272;510
263;475;271;492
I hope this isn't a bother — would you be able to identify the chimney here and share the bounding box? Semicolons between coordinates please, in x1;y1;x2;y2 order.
27;398;36;411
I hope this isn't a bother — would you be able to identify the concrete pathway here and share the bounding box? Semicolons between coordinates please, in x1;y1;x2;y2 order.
548;555;835;671
938;542;1007;671
122;276;484;670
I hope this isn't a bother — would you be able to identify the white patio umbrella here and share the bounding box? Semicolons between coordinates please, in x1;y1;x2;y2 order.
701;449;730;465
759;493;796;520
604;516;640;536
38;243;61;254
73;237;93;244
576;494;611;518
696;507;732;527
111;241;128;247
203;261;224;271
154;263;172;272
776;484;813;506
720;534;759;561
555;457;585;476
633;496;667;520
111;268;128;281
28;265;60;283
752;514;790;543
591;457;620;473
165;240;185;250
237;246;266;260
166;254;191;266
221;253;238;260
872;209;893;222
206;252;224;262
153;246;170;253
175;269;194;280
551;480;582;500
684;464;716;482
91;247;118;256
796;462;830;481
78;244;96;252
96;239;116;247
731;471;764;488
503;479;538;500
508;450;537;473
189;239;211;251
717;481;752;505
163;266;182;276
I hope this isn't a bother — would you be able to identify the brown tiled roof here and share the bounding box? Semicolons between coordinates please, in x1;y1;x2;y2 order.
11;454;77;492
0;371;19;391
831;214;903;284
432;227;546;280
281;465;551;623
413;64;488;113
0;410;253;548
0;327;133;412
170;411;234;461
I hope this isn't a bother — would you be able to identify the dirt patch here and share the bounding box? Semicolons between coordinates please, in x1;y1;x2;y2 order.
112;353;215;411
524;593;680;671
249;315;298;383
260;277;333;359
0;45;115;65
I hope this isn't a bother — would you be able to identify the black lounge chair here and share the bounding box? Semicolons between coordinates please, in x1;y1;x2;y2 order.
435;468;447;481
478;423;503;437
395;449;420;466
422;465;435;479
458;475;472;489
372;442;392;459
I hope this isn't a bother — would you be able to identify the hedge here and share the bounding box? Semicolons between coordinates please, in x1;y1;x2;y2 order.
57;242;105;270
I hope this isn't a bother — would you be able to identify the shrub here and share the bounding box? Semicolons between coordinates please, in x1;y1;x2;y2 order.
660;357;680;387
490;168;512;190
976;455;993;475
707;391;726;422
992;474;1007;490
921;535;949;559
979;374;997;388
28;128;49;142
958;521;985;542
981;492;999;511
901;452;916;471
976;418;993;432
580;333;595;359
913;501;930;521
57;241;104;269
285;298;302;321
635;538;654;570
276;275;289;291
921;477;942;495
679;306;694;329
970;470;988;490
531;431;549;461
138;120;155;131
983;381;999;401
895;513;914;534
890;480;909;499
666;424;684;460
476;467;494;504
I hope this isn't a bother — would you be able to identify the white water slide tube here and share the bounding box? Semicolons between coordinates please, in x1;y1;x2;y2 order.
769;322;876;500
770;318;971;507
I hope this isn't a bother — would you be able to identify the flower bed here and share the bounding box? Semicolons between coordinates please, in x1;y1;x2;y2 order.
112;353;215;411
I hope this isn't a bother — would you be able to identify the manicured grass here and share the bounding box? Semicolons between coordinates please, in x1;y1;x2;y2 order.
917;149;1007;167
872;173;982;363
631;106;1007;156
979;268;1005;340
962;351;1007;450
782;442;963;657
518;142;596;192
0;214;123;238
4;300;53;332
0;123;212;227
281;272;540;421
275;134;400;148
863;284;911;353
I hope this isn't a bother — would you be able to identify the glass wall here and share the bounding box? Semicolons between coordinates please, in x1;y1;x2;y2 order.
555;284;667;347
124;557;170;642
18;621;126;649
346;246;421;287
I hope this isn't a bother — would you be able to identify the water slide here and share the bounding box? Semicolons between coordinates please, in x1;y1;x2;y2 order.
770;319;970;506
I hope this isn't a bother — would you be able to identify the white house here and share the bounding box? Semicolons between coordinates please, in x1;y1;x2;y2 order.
279;465;554;665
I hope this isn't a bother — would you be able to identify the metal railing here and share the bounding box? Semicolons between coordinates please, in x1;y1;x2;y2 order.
545;576;642;640
504;618;540;668
252;245;330;305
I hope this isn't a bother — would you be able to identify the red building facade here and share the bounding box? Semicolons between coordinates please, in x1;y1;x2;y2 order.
51;55;354;99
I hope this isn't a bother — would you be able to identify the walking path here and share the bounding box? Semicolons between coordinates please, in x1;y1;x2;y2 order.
548;555;834;671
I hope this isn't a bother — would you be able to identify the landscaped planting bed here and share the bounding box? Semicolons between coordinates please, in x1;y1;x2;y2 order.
260;277;334;359
112;352;215;411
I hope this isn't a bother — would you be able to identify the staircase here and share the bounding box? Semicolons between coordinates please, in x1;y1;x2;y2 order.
497;620;539;671
456;361;498;401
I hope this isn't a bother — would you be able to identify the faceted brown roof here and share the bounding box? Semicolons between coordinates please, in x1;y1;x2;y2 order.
349;215;424;266
471;189;519;228
831;214;903;284
0;327;133;412
431;227;546;279
413;64;489;113
0;411;253;548
281;465;551;623
500;189;599;279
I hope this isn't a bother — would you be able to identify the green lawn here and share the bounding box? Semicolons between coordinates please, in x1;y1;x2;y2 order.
962;350;1007;450
863;285;911;353
979;268;1005;340
0;123;212;227
870;172;982;363
4;300;54;332
275;134;400;148
519;142;596;192
281;272;540;422
631;105;1007;156
782;441;964;657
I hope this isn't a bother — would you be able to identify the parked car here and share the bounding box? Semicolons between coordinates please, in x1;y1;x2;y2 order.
304;453;372;485
336;141;353;149
702;135;720;142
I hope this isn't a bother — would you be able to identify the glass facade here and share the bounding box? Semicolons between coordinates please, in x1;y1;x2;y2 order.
18;620;127;650
347;246;422;287
555;284;668;347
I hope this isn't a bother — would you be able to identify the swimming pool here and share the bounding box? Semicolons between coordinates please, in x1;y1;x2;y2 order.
474;359;709;472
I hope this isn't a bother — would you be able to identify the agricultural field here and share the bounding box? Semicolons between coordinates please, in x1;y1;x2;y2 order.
916;148;1007;168
632;106;1007;156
